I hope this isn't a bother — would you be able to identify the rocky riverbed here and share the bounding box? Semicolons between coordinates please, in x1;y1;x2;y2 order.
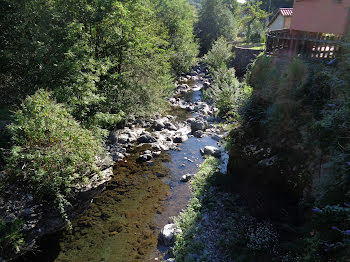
7;63;228;262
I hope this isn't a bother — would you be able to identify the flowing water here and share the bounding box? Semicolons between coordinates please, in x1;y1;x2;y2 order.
19;75;222;262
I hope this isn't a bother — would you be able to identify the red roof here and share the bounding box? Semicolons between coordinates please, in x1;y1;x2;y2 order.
280;8;293;17
268;8;293;27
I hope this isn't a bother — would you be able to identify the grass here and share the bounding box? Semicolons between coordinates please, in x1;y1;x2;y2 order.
237;42;266;50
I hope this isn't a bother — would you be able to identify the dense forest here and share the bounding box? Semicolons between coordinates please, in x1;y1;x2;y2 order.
0;0;349;261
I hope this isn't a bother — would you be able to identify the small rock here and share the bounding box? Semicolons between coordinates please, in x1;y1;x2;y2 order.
138;134;157;144
137;154;153;162
193;130;204;138
165;259;176;262
112;152;125;161
180;174;192;182
155;172;167;178
164;122;177;131
159;224;182;246
173;136;188;143
258;155;278;167
152;151;161;158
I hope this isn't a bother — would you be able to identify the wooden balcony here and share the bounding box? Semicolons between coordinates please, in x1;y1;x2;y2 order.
266;29;349;60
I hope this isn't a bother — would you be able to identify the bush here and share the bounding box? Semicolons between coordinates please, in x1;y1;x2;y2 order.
0;219;24;258
203;37;233;72
5;90;104;210
204;67;252;118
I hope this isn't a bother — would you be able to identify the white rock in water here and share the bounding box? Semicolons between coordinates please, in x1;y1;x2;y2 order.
159;224;182;246
180;174;192;182
200;146;221;158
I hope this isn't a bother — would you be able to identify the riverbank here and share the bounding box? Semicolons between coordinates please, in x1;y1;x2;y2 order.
3;63;230;262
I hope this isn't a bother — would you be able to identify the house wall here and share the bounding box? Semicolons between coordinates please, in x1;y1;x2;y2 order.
284;16;292;29
290;0;350;35
268;14;285;31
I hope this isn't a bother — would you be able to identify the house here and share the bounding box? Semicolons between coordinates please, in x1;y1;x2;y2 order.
266;0;350;59
290;0;350;35
268;8;293;31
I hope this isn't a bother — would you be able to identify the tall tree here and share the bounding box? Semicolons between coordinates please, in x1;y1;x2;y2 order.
155;0;199;74
240;1;269;41
197;0;239;54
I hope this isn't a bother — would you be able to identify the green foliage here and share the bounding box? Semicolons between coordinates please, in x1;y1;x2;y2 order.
197;0;239;53
155;0;199;74
203;37;233;72
5;90;104;209
240;1;270;42
1;0;197;125
0;219;24;258
237;49;350;261
203;38;252;118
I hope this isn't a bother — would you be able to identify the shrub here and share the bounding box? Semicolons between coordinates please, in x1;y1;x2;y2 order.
0;219;24;258
203;36;233;72
5;90;104;212
204;67;252;118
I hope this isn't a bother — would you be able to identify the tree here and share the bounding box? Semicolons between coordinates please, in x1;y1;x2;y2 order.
240;1;270;41
155;0;199;74
197;0;239;54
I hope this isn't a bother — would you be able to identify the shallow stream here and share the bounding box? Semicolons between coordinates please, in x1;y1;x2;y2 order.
20;74;222;262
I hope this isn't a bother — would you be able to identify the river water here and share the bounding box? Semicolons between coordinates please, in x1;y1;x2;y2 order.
20;71;223;262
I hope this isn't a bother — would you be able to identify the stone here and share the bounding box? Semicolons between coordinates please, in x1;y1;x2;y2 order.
177;84;189;90
200;146;221;158
152;151;161;158
173;135;188;144
203;81;211;88
153;120;165;131
258;155;278;167
180;174;192;182
170;98;176;104
155;172;166;178
137;134;156;144
111;152;125;162
159;224;182;246
137;154;153;162
165;122;177;131
191;120;207;133
165;259;176;262
117;134;129;144
186;118;196;124
193;130;204;138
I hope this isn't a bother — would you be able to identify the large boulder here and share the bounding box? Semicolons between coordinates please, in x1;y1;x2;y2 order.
137;134;156;144
159;224;182;246
200;146;221;158
191;120;207;133
153;120;165;131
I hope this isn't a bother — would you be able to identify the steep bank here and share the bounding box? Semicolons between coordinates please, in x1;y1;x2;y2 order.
173;53;350;261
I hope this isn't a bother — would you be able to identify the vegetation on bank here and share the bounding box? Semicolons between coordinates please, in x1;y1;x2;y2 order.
202;37;252;118
174;157;279;262
0;0;199;258
228;50;349;260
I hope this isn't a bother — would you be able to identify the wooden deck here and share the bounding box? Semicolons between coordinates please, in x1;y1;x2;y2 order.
266;29;349;60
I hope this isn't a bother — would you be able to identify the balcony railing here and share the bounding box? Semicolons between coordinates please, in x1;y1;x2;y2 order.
266;29;349;60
